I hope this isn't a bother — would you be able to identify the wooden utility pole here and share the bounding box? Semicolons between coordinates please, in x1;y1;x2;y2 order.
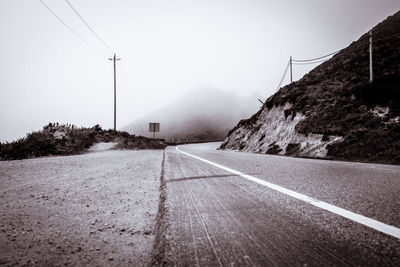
109;53;121;131
290;56;293;83
369;31;373;83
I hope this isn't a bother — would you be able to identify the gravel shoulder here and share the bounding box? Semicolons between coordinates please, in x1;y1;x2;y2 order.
0;148;164;266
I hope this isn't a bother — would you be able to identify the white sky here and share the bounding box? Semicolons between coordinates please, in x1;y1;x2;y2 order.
0;0;399;142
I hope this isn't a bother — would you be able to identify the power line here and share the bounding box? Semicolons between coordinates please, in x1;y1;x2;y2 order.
315;33;398;61
37;0;107;58
318;34;396;63
292;49;342;62
292;59;329;65
271;29;397;95
64;0;114;54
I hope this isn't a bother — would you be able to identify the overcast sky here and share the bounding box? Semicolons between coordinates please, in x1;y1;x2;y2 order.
0;0;399;142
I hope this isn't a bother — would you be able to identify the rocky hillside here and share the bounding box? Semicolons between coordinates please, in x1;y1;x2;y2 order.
123;88;260;141
221;11;400;164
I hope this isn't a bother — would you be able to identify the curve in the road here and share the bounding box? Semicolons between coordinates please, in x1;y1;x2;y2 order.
176;146;400;239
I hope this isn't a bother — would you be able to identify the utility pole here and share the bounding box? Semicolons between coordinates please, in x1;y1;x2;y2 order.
290;56;293;83
369;31;373;83
109;53;121;131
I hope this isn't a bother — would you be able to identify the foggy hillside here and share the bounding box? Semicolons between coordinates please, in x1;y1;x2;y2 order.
122;88;261;140
221;11;400;164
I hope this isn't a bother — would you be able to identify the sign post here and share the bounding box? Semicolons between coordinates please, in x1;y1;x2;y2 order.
149;123;160;139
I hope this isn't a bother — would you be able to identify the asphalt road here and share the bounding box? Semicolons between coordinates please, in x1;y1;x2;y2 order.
157;142;400;266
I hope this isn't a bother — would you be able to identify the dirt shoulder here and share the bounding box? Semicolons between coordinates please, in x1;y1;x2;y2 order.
0;149;163;266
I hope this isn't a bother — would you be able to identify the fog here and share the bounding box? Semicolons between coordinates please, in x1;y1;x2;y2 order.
1;0;399;142
123;87;260;140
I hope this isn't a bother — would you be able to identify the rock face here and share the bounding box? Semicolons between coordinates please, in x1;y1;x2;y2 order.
221;103;342;158
221;11;400;164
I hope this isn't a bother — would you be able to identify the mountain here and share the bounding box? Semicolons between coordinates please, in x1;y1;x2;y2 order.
220;11;400;164
122;88;261;141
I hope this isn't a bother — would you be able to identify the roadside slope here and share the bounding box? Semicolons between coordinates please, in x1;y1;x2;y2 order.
221;11;400;164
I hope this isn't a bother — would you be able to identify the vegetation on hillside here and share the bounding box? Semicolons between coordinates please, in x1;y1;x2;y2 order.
224;11;400;164
0;123;166;161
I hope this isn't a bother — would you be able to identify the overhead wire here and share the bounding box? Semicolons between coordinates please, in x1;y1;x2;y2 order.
319;33;397;62
292;49;342;62
64;0;114;54
290;30;395;64
292;59;329;65
269;29;396;98
37;0;108;58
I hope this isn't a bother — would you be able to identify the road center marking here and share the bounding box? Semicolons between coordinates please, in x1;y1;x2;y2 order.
176;146;400;239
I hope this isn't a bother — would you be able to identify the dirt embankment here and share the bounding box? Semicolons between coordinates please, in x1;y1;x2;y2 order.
0;148;163;266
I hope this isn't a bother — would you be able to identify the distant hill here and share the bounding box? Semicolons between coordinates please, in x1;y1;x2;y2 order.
122;88;261;141
221;11;400;164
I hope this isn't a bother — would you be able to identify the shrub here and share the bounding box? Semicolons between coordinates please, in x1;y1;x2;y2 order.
285;143;301;155
1;123;166;161
266;143;282;155
322;135;330;142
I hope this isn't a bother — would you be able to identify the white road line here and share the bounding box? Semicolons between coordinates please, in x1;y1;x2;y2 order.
176;146;400;239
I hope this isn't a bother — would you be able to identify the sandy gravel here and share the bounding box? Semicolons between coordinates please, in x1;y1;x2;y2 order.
0;148;164;266
87;142;118;153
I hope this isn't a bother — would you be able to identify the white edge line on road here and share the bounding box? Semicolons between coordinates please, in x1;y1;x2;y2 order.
176;146;400;239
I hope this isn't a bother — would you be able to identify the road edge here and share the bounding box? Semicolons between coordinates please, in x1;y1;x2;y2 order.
149;150;169;266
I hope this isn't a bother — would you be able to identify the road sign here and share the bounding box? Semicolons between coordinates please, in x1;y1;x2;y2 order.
149;122;160;138
149;123;160;132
